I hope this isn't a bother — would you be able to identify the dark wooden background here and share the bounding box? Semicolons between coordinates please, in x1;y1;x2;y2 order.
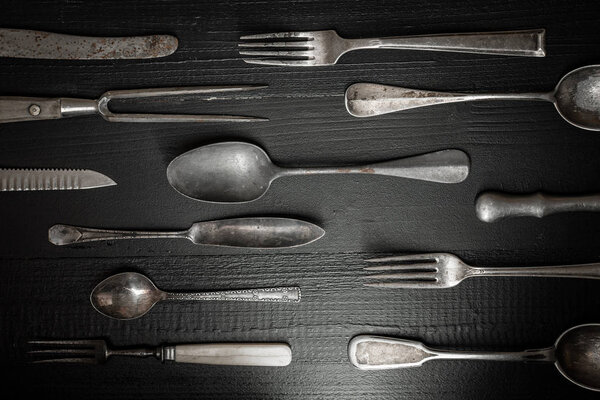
2;0;600;398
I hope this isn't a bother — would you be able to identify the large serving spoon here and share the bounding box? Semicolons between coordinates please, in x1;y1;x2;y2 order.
345;65;600;131
48;217;324;248
91;272;300;320
349;323;600;392
166;142;469;203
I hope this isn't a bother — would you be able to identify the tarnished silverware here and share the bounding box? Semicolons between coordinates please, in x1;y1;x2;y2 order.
0;28;177;59
91;272;300;320
0;168;115;191
364;253;600;289
166;142;470;203
476;191;600;222
0;86;268;124
239;29;545;66
28;339;292;366
48;217;324;248
346;65;600;131
349;323;600;392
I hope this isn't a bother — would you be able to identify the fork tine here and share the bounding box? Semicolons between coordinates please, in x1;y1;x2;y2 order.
238;50;314;58
364;262;439;271
28;349;96;355
27;339;104;364
365;254;440;263
242;58;314;66
28;339;97;345
31;358;97;364
365;272;437;280
240;32;312;40
364;281;436;289
238;42;313;48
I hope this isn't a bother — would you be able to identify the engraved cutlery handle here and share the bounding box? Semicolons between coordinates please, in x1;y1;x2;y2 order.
475;191;600;222
0;97;97;123
165;287;301;302
345;84;552;117
48;224;187;245
348;29;545;57
163;343;292;366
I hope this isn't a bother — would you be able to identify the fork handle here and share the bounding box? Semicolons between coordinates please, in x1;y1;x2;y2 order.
471;263;600;279
0;97;97;123
347;29;545;57
476;191;600;222
163;343;292;366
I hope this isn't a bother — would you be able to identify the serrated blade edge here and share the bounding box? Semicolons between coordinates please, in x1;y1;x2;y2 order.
0;168;116;191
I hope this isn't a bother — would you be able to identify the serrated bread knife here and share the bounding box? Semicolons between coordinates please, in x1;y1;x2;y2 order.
0;28;178;59
0;168;116;191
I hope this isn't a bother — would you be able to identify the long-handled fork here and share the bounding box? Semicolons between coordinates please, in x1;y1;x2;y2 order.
0;85;269;124
238;29;545;66
364;253;600;289
27;339;292;366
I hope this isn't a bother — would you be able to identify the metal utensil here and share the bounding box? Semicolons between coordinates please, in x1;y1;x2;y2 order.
0;168;115;191
28;339;292;366
349;323;600;392
0;28;177;59
166;142;470;203
48;217;324;248
364;253;600;289
0;86;268;124
239;29;545;66
476;191;600;222
345;65;600;131
91;272;300;320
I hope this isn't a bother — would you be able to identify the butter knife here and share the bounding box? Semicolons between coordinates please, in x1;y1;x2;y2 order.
0;168;116;191
0;28;178;59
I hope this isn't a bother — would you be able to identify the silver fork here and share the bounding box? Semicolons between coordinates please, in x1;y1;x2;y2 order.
238;29;545;66
27;339;292;366
364;253;600;289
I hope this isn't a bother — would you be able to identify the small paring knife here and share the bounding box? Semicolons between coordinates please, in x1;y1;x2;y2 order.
0;168;116;191
0;28;178;59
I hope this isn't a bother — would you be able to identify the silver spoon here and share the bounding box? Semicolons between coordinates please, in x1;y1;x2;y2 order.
91;272;300;320
349;323;600;392
345;65;600;131
48;217;324;248
166;142;469;203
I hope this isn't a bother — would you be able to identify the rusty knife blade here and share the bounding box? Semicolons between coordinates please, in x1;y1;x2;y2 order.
0;168;116;191
0;28;178;59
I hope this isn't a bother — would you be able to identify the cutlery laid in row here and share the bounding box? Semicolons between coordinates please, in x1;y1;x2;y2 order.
49;217;324;248
364;252;600;289
0;85;268;124
28;339;291;366
345;65;600;131
0;28;178;60
348;324;600;392
239;28;545;66
91;272;300;320
0;168;115;191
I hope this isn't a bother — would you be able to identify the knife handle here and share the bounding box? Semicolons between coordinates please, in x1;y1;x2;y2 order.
0;97;97;124
164;343;292;366
475;191;600;222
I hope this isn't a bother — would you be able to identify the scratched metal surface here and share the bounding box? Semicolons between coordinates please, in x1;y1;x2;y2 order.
1;0;600;398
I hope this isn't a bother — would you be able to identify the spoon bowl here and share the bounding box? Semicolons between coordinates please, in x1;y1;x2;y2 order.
91;272;164;320
554;324;600;391
553;65;600;131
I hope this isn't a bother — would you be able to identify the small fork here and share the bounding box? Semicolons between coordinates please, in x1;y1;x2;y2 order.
364;253;600;289
27;339;292;366
239;29;545;67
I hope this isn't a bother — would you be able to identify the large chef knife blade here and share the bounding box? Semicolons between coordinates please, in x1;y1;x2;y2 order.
0;168;116;191
0;28;178;59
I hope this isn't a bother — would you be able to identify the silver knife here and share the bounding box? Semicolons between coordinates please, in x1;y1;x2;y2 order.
0;28;178;59
0;168;116;191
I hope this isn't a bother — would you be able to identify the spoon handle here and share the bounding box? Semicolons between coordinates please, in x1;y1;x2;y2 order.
165;287;301;302
476;191;600;222
284;149;469;184
48;224;188;245
345;83;552;117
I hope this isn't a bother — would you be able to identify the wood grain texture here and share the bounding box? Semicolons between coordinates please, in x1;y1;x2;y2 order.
2;0;600;398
